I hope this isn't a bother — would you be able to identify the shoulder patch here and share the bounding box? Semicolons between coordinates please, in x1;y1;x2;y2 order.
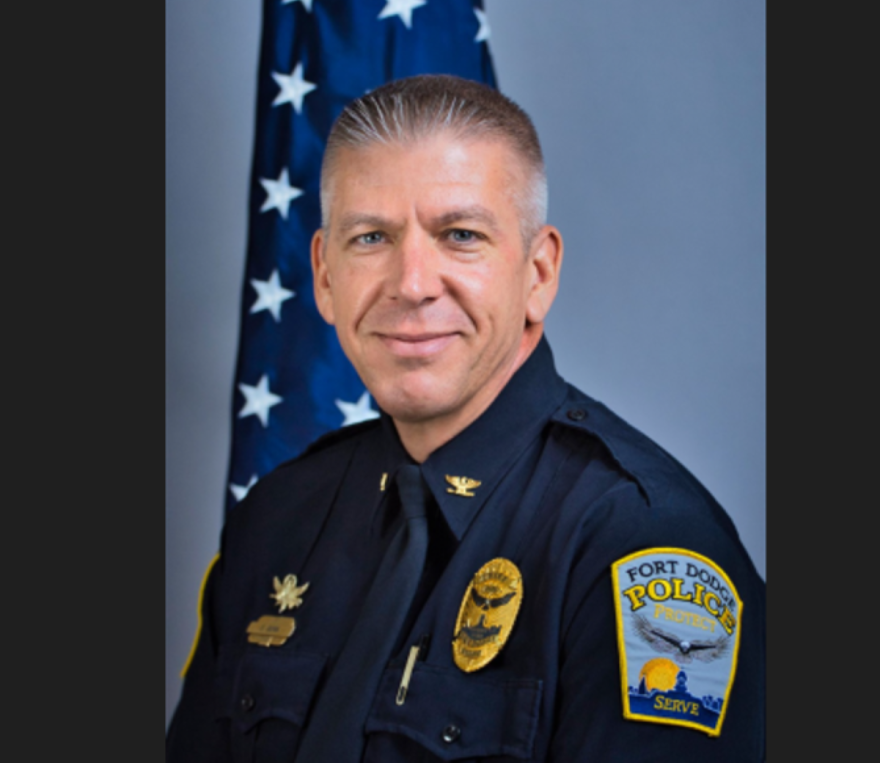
611;548;742;736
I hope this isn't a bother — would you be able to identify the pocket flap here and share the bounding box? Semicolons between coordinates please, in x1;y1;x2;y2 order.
217;648;327;734
365;663;542;760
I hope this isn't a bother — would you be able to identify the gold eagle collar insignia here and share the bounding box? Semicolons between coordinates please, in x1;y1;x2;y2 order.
445;474;481;497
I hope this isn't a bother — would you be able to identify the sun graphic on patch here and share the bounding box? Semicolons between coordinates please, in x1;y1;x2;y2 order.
639;658;680;692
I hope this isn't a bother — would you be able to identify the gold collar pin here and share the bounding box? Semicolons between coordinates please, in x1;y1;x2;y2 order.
445;475;481;497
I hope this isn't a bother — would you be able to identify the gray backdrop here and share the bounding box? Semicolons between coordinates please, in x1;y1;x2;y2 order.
166;0;765;728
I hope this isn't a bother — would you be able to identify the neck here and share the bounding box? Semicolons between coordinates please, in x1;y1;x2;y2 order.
393;325;543;463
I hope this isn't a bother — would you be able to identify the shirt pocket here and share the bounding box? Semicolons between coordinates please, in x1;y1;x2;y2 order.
214;646;327;736
364;662;543;761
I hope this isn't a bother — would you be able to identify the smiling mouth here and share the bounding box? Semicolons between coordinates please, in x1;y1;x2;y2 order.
377;332;459;359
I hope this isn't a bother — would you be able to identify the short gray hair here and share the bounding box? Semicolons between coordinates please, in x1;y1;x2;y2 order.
320;74;548;246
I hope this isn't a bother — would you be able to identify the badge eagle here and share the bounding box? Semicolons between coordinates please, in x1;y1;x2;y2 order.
271;573;309;613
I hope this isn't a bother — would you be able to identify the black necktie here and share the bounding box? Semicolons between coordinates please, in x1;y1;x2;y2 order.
294;464;429;762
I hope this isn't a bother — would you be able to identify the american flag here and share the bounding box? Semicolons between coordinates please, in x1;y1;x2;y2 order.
225;0;497;512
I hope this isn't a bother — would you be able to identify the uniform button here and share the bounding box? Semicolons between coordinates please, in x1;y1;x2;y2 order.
567;408;587;421
441;725;461;743
240;694;255;712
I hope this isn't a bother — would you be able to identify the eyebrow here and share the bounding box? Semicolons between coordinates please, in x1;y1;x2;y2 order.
336;213;394;236
335;205;501;237
431;205;500;233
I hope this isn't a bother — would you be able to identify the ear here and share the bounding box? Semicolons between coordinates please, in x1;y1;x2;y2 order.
525;225;563;324
311;228;336;325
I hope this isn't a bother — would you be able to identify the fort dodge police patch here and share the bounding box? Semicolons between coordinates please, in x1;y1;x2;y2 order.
611;548;742;736
452;558;523;672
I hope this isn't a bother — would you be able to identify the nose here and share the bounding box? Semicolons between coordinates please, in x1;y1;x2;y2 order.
390;229;443;305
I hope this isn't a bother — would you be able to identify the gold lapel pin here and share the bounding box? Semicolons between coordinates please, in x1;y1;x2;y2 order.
271;573;309;613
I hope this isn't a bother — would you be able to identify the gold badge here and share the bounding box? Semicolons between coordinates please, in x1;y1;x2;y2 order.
452;558;523;672
445;475;481;497
247;615;296;647
271;573;309;613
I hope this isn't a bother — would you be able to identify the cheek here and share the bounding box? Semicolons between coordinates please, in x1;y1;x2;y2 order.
460;263;529;326
332;265;381;331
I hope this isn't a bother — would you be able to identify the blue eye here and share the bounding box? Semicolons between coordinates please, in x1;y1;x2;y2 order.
358;232;384;245
449;229;476;243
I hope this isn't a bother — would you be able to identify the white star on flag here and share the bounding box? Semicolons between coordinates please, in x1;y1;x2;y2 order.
259;168;303;219
378;0;428;30
281;0;312;10
229;475;258;502
335;391;380;426
250;269;296;322
474;8;490;42
271;62;317;113
238;374;283;427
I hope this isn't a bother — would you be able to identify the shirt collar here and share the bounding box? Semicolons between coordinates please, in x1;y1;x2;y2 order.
375;336;566;540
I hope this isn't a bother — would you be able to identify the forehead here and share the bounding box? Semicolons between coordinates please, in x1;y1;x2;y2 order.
324;134;527;220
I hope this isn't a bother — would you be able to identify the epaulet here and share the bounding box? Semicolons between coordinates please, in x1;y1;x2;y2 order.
550;384;719;512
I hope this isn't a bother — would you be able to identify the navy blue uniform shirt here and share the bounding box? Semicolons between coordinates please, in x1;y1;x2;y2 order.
167;337;766;761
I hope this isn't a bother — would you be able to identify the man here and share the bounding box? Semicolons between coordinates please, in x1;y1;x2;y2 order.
167;75;765;761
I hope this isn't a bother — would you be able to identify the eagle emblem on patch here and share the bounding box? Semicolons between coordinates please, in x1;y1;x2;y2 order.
611;548;742;736
452;558;523;672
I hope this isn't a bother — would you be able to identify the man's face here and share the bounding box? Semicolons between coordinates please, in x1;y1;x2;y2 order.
312;133;560;431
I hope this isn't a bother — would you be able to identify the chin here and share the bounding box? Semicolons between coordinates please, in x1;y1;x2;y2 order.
369;378;462;425
374;393;447;424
